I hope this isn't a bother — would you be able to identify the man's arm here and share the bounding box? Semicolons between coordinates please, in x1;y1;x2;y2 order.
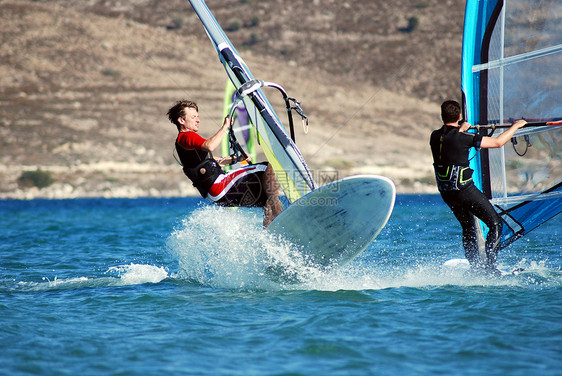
480;119;527;149
201;116;230;153
216;156;233;166
459;122;471;132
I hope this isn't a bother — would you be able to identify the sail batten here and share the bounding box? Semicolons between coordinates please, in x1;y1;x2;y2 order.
472;44;562;72
491;190;562;207
462;0;562;248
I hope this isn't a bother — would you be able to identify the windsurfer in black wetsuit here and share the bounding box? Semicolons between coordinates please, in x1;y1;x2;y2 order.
167;100;282;227
430;100;526;273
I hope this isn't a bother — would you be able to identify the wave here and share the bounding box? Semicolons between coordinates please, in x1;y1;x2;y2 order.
166;206;562;291
4;263;169;292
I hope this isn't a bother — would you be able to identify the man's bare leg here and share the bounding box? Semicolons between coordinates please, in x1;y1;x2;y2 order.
261;164;282;227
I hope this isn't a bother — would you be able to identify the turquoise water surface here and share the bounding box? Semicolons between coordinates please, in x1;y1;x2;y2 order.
1;195;561;375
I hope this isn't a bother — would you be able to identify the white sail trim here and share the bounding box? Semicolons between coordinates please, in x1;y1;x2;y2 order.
491;191;562;207
472;43;562;72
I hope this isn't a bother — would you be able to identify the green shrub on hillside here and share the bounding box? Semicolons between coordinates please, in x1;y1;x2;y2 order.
226;19;242;32
407;16;419;32
244;32;263;46
18;169;54;189
245;15;260;28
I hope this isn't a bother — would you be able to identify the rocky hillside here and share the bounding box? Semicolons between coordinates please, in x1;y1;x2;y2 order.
0;0;467;198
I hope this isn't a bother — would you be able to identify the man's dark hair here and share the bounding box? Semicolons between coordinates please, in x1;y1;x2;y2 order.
167;100;198;130
441;100;461;124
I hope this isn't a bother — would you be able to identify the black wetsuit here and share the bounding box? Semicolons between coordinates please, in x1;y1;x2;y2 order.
430;125;502;270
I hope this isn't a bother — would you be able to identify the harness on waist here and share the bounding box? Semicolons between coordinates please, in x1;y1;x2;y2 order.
174;140;223;197
432;128;475;191
183;159;222;197
433;164;473;192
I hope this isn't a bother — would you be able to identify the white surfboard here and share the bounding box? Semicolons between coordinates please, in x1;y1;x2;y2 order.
267;175;396;268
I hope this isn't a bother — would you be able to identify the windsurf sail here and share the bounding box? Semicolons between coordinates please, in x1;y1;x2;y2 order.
221;80;256;172
461;0;562;248
188;0;316;203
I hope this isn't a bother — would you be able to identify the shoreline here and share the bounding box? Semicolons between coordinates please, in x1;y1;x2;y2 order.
0;191;441;201
0;162;438;200
0;177;438;201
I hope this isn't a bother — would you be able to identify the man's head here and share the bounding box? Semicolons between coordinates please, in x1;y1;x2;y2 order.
167;100;199;131
441;100;461;124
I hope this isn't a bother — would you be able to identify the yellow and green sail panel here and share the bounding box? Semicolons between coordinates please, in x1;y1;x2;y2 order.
188;0;316;203
221;80;257;172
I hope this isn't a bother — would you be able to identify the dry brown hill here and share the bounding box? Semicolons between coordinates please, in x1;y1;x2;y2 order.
0;0;467;198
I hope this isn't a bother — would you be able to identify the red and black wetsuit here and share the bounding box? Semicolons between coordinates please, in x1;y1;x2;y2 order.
176;131;222;197
176;131;268;207
430;125;502;270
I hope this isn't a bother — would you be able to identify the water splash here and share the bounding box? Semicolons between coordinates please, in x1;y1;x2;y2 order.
165;206;561;291
166;206;328;290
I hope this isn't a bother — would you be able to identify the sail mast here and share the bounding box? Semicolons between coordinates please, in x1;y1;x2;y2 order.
187;0;316;203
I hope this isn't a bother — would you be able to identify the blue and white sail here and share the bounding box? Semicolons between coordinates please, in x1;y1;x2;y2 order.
188;0;316;203
461;0;562;248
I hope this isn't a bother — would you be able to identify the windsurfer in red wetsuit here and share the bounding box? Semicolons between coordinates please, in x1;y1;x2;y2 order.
430;100;526;274
167;100;282;227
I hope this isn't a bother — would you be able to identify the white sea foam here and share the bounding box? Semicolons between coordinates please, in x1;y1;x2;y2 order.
165;206;562;291
106;263;169;285
10;264;168;292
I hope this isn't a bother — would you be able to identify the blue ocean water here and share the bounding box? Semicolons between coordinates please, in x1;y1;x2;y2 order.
1;195;560;376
